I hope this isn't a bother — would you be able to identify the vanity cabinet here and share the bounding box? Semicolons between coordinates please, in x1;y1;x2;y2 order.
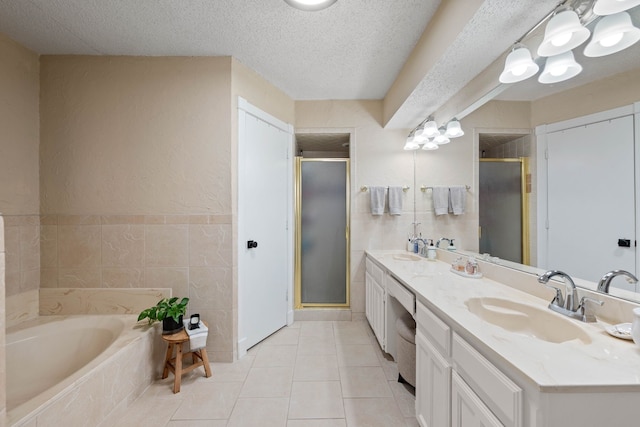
416;301;522;427
365;258;386;349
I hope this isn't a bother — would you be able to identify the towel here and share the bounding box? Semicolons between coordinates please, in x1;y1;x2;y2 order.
432;187;449;216
183;319;209;350
449;186;466;215
388;186;403;216
370;186;386;215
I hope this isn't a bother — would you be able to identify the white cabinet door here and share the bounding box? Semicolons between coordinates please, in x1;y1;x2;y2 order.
365;270;385;349
452;372;503;427
416;330;451;427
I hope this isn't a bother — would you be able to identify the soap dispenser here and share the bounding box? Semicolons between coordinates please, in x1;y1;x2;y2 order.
427;239;437;261
448;239;457;251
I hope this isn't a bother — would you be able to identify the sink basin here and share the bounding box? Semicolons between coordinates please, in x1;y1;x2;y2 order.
465;297;592;344
393;253;422;261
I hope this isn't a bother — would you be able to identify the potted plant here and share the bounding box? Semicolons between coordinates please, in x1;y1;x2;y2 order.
138;297;190;334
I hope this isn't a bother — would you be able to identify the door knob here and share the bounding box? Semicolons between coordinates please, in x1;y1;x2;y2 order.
247;240;258;249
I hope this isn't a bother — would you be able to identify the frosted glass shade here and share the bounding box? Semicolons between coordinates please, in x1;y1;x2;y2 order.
444;119;465;138
538;51;583;84
537;10;591;57
422;141;439;151
434;128;450;145
499;47;540;83
584;12;640;57
423;120;440;138
284;0;337;11
593;0;640;15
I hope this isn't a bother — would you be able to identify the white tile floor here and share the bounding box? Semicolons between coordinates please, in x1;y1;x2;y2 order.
108;320;417;427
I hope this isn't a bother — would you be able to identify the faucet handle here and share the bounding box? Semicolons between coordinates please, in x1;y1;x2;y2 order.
579;296;604;308
543;284;564;307
578;296;604;323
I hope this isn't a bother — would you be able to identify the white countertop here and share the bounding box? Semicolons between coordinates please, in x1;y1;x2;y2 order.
366;250;640;392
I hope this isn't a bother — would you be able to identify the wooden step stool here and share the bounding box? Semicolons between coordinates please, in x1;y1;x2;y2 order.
161;321;212;393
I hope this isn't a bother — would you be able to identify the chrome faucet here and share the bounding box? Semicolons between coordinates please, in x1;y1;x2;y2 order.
436;237;450;248
537;270;603;322
597;270;639;293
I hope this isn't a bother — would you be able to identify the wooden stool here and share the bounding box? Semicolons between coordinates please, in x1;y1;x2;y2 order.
161;321;212;393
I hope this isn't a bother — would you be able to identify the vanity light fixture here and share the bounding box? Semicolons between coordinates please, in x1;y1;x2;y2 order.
537;9;591;57
593;0;640;15
284;0;337;11
538;50;583;83
584;11;640;57
444;118;465;138
499;45;540;83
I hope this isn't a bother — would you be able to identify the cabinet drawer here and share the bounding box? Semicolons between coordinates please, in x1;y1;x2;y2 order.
385;274;415;316
366;257;384;285
416;301;451;356
452;333;522;427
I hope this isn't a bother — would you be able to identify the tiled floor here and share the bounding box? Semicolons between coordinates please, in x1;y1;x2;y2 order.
109;320;417;426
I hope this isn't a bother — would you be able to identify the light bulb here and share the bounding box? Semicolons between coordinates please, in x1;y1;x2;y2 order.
550;64;568;76
599;32;624;47
551;32;572;47
511;65;528;76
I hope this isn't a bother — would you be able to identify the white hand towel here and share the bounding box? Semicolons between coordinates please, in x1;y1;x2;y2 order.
388;186;403;216
449;186;466;215
370;186;386;215
183;319;209;350
432;187;449;216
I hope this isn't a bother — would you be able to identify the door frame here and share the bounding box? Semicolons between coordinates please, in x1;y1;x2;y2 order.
294;157;351;309
237;97;294;357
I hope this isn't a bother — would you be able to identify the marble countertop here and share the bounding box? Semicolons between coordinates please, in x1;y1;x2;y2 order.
366;250;640;392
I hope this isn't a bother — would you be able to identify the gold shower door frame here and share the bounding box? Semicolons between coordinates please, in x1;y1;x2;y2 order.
294;157;350;309
479;157;530;265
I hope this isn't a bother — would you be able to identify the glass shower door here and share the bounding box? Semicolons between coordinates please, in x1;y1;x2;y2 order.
296;158;349;307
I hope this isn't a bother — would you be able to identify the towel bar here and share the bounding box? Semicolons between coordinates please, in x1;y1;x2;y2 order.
420;185;470;193
360;185;410;193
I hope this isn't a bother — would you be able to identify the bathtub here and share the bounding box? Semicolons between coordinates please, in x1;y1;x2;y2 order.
6;315;164;426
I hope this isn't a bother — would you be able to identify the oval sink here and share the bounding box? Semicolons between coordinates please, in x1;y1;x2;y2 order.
465;297;592;344
393;253;422;261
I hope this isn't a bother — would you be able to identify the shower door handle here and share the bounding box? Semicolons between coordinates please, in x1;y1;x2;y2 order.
247;240;258;249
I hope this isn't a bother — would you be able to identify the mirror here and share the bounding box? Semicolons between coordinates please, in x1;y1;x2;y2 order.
413;3;640;303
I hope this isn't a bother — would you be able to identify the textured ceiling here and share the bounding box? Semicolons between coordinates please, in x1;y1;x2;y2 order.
296;133;350;153
1;0;637;130
0;0;439;101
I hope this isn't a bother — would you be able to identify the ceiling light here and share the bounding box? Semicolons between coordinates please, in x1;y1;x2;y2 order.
422;120;440;138
538;51;583;84
284;0;338;11
593;0;640;15
422;141;439;151
584;11;640;57
434;128;451;145
499;46;540;83
537;10;591;57
444;119;465;138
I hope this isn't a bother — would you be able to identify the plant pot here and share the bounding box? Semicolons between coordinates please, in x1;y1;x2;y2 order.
162;315;184;335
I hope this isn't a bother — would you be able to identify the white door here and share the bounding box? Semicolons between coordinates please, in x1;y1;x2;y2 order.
545;115;636;285
238;98;293;355
416;330;452;427
451;372;503;427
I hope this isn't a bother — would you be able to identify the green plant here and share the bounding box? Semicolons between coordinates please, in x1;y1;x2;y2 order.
138;297;189;325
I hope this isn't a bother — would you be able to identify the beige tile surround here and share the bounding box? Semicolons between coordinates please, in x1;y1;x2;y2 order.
40;214;233;361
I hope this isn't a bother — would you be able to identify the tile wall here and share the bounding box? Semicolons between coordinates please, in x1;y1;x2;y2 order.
39;214;233;362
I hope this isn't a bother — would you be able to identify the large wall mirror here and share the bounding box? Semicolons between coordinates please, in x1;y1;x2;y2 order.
415;1;640;303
